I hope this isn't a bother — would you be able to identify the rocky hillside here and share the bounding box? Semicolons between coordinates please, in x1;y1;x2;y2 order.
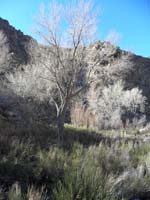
0;17;150;125
86;41;150;112
0;18;37;67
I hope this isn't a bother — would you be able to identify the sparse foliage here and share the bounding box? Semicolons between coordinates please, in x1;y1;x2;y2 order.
7;64;51;100
88;80;146;129
105;30;122;45
7;0;100;139
34;0;100;139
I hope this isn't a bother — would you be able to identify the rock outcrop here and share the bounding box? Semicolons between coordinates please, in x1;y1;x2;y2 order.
0;17;34;65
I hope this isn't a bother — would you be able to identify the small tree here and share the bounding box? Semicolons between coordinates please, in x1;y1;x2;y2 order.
7;0;100;139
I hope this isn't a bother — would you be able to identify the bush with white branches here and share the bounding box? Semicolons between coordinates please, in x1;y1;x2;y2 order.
88;80;146;129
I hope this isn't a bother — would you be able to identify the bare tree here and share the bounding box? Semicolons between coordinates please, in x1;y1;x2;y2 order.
34;0;100;139
7;0;100;139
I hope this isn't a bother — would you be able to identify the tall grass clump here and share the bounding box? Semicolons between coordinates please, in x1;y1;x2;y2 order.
52;144;118;200
8;183;47;200
26;186;46;200
8;183;22;200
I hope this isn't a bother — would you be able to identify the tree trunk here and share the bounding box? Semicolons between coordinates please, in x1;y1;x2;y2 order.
57;107;67;141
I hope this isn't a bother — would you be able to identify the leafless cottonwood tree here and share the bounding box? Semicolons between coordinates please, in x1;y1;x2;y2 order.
7;0;100;139
34;0;100;139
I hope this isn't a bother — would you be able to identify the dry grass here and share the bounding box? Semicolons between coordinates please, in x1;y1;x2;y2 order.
0;120;150;199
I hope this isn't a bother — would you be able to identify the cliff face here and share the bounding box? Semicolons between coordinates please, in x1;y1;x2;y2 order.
0;17;34;65
0;17;150;125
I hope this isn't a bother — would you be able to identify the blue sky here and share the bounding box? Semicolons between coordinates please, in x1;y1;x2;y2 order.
0;0;149;57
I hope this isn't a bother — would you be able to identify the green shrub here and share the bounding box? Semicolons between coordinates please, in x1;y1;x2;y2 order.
52;144;117;200
130;144;150;167
36;146;67;182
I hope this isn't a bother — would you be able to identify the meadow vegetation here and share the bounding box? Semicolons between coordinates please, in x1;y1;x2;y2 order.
0;121;150;200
